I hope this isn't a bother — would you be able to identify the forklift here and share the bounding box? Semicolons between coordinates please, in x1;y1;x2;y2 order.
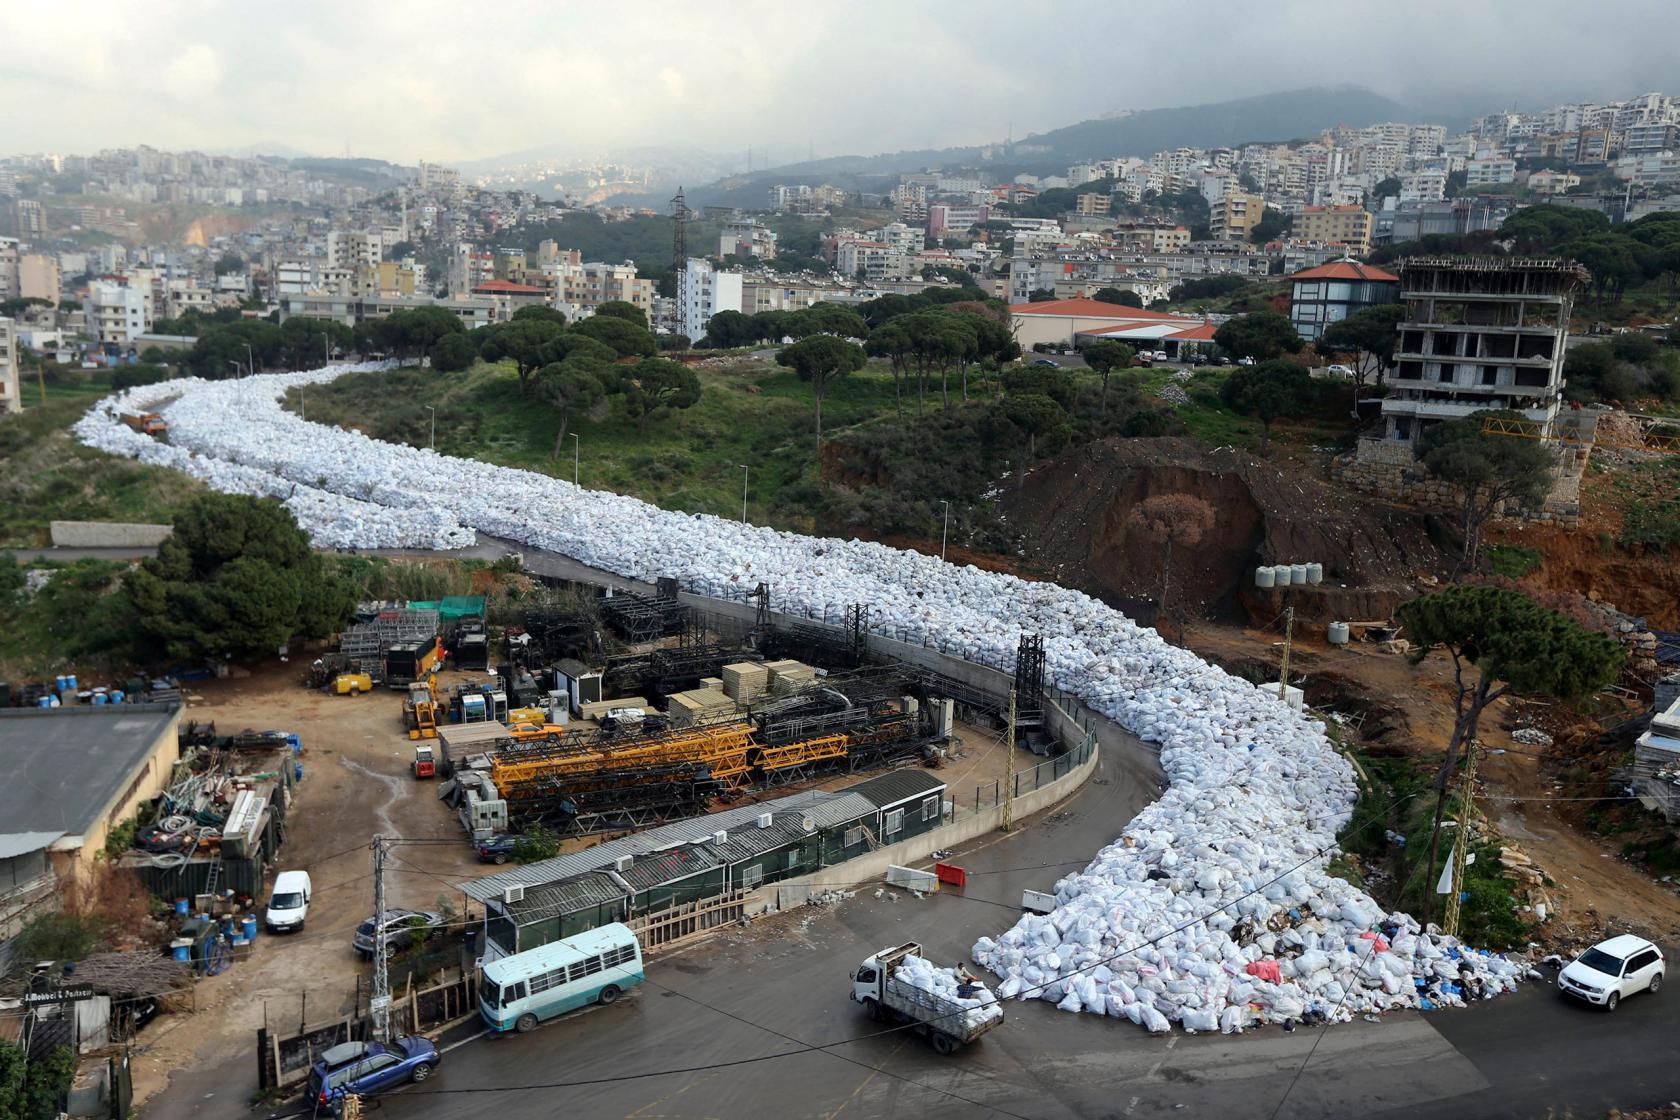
412;743;437;779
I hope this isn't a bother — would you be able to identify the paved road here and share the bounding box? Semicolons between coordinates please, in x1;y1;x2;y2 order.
360;733;1680;1120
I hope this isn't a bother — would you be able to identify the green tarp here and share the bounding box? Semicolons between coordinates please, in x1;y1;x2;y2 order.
439;596;487;620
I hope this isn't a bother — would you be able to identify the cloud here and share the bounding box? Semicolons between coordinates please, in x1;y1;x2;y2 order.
3;0;1678;164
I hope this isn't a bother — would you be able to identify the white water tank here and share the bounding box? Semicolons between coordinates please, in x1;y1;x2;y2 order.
1306;563;1324;585
1289;563;1308;586
1328;621;1351;645
1255;565;1276;589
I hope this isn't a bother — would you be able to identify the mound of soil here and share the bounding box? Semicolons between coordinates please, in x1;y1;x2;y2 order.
1003;437;1451;624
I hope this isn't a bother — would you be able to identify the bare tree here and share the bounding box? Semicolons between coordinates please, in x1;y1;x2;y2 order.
1126;494;1217;622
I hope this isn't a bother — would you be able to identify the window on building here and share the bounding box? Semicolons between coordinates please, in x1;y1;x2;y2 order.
740;864;765;889
843;826;864;848
921;796;940;822
1481;365;1499;386
885;809;905;836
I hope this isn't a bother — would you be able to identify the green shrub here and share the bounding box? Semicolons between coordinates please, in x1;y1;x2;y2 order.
1485;544;1542;579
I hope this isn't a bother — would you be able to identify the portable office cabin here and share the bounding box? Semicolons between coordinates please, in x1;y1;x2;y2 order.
488;872;628;957
805;791;887;865
620;845;725;913
846;769;947;846
712;817;820;891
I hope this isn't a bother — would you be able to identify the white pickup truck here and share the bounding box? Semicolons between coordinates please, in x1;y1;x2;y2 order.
849;941;1003;1055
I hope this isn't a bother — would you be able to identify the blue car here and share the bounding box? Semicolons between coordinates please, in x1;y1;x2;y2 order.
308;1036;439;1112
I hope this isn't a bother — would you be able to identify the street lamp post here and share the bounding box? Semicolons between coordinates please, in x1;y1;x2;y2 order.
740;465;750;523
425;405;436;450
243;343;255;378
940;500;951;562
571;433;580;486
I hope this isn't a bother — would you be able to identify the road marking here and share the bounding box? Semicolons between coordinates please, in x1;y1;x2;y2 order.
624;1068;721;1119
439;1028;487;1054
1123;1035;1178;1115
822;1037;907;1119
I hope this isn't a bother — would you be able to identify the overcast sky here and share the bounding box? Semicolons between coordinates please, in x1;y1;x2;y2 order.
5;0;1679;168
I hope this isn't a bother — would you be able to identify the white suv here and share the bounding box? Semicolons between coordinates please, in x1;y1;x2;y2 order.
1558;934;1664;1010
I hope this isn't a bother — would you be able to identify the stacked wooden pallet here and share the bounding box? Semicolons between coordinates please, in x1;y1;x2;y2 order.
721;662;771;702
666;689;738;729
764;659;817;695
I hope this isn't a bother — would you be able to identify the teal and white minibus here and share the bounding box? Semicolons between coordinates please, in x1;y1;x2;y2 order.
480;922;645;1033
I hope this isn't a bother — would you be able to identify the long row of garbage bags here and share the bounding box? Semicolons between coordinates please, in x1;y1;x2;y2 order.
76;365;1529;1032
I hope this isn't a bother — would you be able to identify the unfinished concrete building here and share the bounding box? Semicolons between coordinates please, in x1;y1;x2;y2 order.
1377;256;1588;445
1338;257;1591;525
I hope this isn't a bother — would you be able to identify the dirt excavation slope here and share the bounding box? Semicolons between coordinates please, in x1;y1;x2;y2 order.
1005;437;1450;623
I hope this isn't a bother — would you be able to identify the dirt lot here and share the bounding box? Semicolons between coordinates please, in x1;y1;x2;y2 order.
129;661;484;1109
126;661;1032;1108
1185;621;1680;946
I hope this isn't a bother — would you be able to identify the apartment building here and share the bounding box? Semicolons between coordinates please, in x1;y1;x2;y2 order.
719;220;777;260
164;278;215;319
1376;257;1587;446
1291;205;1374;256
0;317;19;415
1075;192;1111;217
0;237;17;301
1209;191;1264;241
1398;170;1448;202
926;204;990;235
538;248;657;319
1465;156;1517;186
19;253;60;304
677;257;743;341
1110;223;1191;253
836;239;912;283
325;230;383;270
740;277;843;315
88;280;151;344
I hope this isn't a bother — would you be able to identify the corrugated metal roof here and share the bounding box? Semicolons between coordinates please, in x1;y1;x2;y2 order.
846;768;946;811
713;818;811;863
459;784;875;902
619;845;719;891
507;872;625;921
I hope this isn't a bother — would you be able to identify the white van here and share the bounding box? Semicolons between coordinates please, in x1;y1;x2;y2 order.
265;870;313;932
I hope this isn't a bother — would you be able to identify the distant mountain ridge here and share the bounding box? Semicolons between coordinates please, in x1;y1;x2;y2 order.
687;85;1424;208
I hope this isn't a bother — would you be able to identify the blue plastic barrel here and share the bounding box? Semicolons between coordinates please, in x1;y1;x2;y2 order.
92;693;108;706
171;941;191;962
174;898;189;917
242;916;257;940
53;675;66;692
110;690;125;704
65;675;78;691
36;696;51;709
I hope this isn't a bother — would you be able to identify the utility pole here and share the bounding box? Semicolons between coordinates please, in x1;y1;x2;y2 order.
1001;689;1017;833
244;343;255;378
940;500;950;562
571;432;580;486
1277;602;1295;702
740;465;749;523
370;837;391;1043
1442;739;1479;938
425;405;436;451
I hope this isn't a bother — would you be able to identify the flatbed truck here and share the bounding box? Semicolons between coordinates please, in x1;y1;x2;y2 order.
849;941;1002;1055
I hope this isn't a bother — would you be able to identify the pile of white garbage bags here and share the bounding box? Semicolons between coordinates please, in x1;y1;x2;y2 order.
895;955;1003;1032
76;366;1527;1032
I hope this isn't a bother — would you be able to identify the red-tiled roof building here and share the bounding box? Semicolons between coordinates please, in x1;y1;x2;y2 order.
1287;260;1400;341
